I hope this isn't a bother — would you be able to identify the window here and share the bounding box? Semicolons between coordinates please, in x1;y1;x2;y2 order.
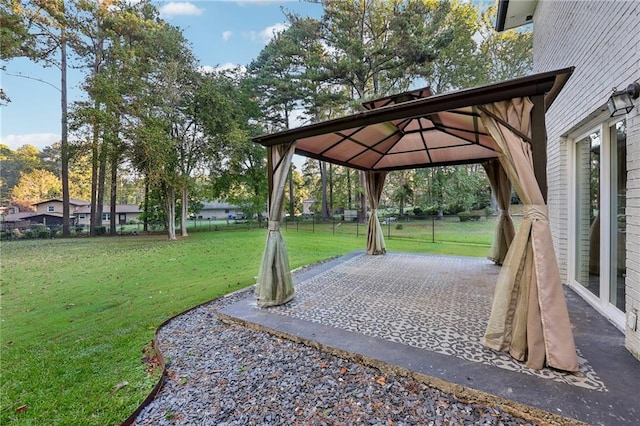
47;206;55;212
571;118;627;321
78;214;86;219
102;213;110;221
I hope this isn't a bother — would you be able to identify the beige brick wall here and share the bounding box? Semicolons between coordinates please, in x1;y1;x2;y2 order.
532;1;640;359
626;109;640;358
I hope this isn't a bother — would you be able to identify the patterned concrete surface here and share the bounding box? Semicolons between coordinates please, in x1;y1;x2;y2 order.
219;252;640;425
269;253;606;392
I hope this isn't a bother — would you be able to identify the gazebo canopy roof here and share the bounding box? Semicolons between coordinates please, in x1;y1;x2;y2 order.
252;67;573;172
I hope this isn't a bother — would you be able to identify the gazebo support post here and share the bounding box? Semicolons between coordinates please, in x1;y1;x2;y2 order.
530;94;548;202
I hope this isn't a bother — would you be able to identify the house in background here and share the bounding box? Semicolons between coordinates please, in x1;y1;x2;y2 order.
194;201;245;221
496;1;639;360
0;198;142;228
9;198;92;227
34;198;90;216
75;204;141;226
302;198;316;216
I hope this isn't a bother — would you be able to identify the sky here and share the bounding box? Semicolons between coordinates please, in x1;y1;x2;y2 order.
0;0;323;152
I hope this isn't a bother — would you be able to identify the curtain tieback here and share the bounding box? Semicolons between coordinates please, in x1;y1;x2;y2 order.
268;220;280;231
523;204;548;221
497;208;510;217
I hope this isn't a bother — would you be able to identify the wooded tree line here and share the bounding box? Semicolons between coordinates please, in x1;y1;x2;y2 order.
1;0;531;238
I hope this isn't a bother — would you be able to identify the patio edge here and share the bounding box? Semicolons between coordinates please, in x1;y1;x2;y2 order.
217;310;586;426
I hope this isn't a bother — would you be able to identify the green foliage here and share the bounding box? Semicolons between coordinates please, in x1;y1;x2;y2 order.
0;144;42;204
458;212;482;222
479;6;533;83
11;169;62;208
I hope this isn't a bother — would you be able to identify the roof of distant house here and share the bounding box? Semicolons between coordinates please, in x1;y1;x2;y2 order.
75;205;141;214
33;198;90;206
1;212;35;222
200;201;241;210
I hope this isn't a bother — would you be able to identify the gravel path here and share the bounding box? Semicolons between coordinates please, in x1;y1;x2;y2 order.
133;288;537;425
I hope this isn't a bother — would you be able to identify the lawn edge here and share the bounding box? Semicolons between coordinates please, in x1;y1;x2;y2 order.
119;285;253;426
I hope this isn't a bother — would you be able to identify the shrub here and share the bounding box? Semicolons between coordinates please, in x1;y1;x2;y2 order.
95;226;106;235
458;212;482;222
395;224;403;230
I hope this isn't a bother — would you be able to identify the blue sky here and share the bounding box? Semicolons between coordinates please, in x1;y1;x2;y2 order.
0;1;323;151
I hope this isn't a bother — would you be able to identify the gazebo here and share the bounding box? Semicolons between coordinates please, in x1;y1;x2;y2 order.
251;67;579;373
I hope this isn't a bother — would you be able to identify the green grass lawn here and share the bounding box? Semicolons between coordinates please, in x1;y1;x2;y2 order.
1;225;494;425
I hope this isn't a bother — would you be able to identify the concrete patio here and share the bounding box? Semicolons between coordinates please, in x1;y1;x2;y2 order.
218;252;639;425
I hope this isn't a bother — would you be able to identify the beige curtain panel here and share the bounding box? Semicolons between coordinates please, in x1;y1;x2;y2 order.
483;159;516;265
256;142;297;307
365;171;388;255
479;98;578;372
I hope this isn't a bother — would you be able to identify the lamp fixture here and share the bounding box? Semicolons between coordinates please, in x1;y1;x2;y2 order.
607;82;640;117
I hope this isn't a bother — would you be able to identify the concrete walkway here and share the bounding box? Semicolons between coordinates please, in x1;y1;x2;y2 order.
218;252;640;425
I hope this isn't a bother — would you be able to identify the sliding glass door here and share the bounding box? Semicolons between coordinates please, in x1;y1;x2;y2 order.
572;119;627;322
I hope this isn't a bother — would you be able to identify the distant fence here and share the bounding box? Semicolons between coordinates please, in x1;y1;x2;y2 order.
279;214;503;246
0;214;510;245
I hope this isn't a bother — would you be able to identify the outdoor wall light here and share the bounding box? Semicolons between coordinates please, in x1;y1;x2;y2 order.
607;82;640;117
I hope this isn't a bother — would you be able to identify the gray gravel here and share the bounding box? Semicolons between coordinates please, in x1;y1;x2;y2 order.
133;288;536;425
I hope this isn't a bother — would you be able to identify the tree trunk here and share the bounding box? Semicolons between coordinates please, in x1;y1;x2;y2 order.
89;122;99;236
96;140;108;232
358;170;366;223
347;168;352;210
109;153;118;235
164;184;177;240
89;27;105;236
181;185;188;237
329;163;333;213
60;25;70;237
143;175;149;232
288;165;294;217
320;160;330;220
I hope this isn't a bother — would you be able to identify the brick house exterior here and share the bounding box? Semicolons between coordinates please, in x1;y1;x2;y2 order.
498;1;639;359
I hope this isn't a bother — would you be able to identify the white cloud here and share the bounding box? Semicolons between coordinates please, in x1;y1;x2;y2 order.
198;65;216;74
0;133;60;151
222;30;233;41
198;64;247;75
159;2;204;18
244;22;289;43
261;23;288;41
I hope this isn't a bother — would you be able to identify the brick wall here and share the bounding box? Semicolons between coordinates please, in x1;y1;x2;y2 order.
626;108;640;358
532;1;640;359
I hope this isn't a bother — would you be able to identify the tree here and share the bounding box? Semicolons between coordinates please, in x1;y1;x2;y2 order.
478;6;533;83
5;0;74;235
125;18;202;240
205;72;267;226
11;169;61;209
390;172;414;217
249;13;355;221
316;0;456;221
410;0;484;92
0;144;42;204
71;0;154;235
